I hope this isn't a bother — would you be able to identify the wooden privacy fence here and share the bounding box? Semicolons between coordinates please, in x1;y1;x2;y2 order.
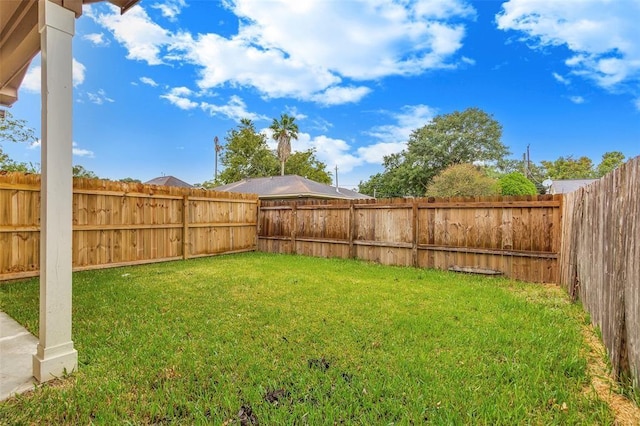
259;195;562;283
0;173;258;281
559;155;640;388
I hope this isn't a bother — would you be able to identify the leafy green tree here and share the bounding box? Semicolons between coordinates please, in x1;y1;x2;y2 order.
541;156;595;180
358;153;417;198
0;110;36;144
208;118;331;187
492;157;546;188
1;111;101;178
359;107;509;196
0;148;38;173
499;172;538;196
425;163;500;197
73;165;98;179
119;177;142;184
217;119;279;184
1;110;38;172
284;149;331;184
358;172;401;198
270;114;299;176
596;151;625;177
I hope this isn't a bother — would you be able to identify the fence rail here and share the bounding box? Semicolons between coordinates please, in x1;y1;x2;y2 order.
0;173;258;281
258;195;562;283
559;155;640;388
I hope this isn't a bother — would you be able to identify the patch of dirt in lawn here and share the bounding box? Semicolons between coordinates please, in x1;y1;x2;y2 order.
308;357;330;371
223;404;258;426
264;388;289;404
582;325;640;425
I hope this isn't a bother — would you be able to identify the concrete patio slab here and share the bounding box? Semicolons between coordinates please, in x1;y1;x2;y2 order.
0;311;38;401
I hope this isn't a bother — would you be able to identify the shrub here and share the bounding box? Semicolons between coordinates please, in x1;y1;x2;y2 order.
425;163;500;197
499;172;538;195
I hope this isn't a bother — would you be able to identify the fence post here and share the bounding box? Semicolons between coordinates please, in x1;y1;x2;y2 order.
255;199;261;251
291;202;297;254
349;201;356;259
182;195;189;259
412;200;418;267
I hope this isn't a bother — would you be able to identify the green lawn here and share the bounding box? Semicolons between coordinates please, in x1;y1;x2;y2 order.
0;253;613;424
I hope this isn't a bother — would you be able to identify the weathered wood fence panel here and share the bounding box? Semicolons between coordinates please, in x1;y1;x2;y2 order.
560;155;640;388
0;173;258;281
259;195;562;283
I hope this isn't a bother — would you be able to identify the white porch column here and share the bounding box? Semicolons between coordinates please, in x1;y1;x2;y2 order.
33;0;78;383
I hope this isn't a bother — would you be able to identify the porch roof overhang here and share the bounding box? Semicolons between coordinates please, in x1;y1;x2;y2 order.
0;0;139;107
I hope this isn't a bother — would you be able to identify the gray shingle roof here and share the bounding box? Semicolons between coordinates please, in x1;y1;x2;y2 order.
549;179;597;194
144;176;193;188
214;175;372;200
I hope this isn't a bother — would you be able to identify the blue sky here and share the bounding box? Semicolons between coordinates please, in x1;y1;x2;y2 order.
4;0;640;188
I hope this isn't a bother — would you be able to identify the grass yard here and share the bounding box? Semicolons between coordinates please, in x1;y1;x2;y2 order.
0;252;613;424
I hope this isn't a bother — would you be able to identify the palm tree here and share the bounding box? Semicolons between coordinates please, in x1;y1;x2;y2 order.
269;114;299;176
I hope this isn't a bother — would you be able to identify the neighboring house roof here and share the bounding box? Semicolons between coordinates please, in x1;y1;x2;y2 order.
549;179;598;194
145;176;193;188
214;175;372;200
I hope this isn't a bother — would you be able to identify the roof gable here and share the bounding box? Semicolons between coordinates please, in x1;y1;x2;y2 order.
550;179;598;194
215;175;371;200
144;175;193;188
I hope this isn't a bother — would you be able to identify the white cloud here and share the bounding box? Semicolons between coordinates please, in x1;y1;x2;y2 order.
91;0;477;105
310;86;372;106
72;142;95;158
21;65;40;93
94;4;171;65
261;103;436;173
29;140;95;158
308;117;333;133
140;76;159;87
200;95;266;122
552;72;570;85
227;0;475;79
461;56;475;66
357;142;406;164
87;89;115;105
21;58;86;93
73;59;86;87
151;0;186;21
82;32;110;46
172;31;341;100
259;103;435;172
261;127;361;173
284;106;307;121
161;86;198;110
569;95;585;104
284;132;362;173
497;0;640;92
366;104;437;144
352;104;437;165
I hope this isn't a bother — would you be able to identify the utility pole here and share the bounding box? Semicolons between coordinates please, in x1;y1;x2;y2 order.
335;165;339;189
214;136;221;181
526;144;531;178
